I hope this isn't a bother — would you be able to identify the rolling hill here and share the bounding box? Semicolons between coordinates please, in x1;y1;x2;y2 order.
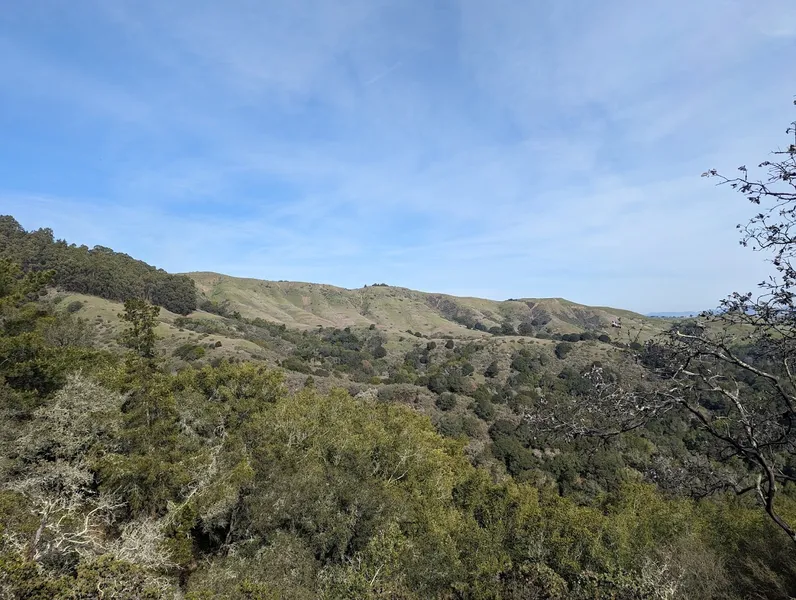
188;271;665;341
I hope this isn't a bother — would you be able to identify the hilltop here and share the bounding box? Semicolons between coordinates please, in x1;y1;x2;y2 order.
188;271;664;341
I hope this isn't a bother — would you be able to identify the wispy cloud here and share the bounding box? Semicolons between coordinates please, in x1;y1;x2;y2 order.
0;0;793;312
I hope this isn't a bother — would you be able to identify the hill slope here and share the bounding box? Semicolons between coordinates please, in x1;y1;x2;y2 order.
188;272;664;341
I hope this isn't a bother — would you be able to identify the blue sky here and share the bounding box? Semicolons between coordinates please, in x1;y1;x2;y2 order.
1;1;794;313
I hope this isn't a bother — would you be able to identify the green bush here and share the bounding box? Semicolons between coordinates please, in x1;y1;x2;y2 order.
518;321;535;336
280;356;312;373
473;397;495;420
173;343;206;361
435;392;457;411
66;300;84;314
484;361;500;378
555;342;574;359
500;321;516;335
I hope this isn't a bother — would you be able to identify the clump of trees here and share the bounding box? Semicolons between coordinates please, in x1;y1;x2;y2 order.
0;216;197;314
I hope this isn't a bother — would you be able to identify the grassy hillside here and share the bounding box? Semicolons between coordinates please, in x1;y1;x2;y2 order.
48;292;270;364
188;271;665;342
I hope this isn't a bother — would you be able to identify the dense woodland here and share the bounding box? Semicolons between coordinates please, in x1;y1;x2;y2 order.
1;117;796;598
0;217;197;315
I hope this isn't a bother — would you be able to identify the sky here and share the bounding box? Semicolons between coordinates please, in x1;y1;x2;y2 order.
1;1;795;313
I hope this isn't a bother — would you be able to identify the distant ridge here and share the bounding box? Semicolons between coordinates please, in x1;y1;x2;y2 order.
646;311;703;318
186;271;666;341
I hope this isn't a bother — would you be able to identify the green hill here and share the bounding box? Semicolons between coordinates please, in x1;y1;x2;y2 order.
188;271;664;342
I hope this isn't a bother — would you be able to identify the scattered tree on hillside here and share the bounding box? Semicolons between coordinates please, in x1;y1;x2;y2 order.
119;299;160;360
484;361;500;378
518;321;535;336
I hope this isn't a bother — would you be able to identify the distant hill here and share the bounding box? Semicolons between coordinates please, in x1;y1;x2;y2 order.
646;311;703;318
187;271;665;341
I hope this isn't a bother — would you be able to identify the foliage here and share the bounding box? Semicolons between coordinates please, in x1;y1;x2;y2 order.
436;392;457;411
65;300;83;314
555;342;574;359
0;216;196;314
173;343;206;362
118;298;160;360
3;156;796;598
484;361;500;378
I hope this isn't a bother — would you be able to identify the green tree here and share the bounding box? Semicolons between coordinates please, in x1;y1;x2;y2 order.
435;393;457;411
119;299;159;359
500;321;516;336
518;321;535;336
484;361;500;378
554;342;573;359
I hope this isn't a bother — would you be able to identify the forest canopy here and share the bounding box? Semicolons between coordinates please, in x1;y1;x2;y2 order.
0;216;196;315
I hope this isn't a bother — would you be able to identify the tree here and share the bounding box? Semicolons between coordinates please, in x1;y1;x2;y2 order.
500;321;516;336
527;104;796;545
484;361;500;378
652;111;796;544
435;393;456;411
119;299;160;360
10;375;124;565
518;321;535;336
554;342;573;359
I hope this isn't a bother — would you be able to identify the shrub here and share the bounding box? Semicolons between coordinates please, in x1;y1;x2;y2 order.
598;334;611;343
445;339;455;349
500;321;516;335
373;345;387;359
281;357;312;374
518;321;535;336
435;393;457;411
555;342;574;359
173;343;206;361
484;361;500;378
66;300;84;314
473;397;496;420
437;415;464;438
427;373;448;395
461;415;482;437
